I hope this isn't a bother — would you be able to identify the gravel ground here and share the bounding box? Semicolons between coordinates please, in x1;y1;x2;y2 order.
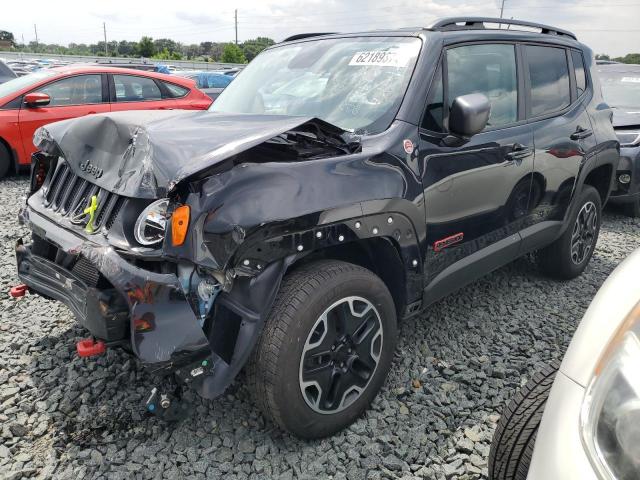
0;175;638;480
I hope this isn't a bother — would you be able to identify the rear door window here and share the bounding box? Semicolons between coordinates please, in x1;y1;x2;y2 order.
113;75;162;102
525;45;571;117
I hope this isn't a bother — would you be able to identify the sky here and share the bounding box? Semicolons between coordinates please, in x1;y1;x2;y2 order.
2;0;639;57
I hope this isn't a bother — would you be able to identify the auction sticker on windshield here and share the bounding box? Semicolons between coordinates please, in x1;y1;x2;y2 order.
349;49;411;67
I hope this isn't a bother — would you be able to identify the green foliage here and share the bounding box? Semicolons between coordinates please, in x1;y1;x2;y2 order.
138;36;155;57
241;37;275;62
614;53;640;64
221;43;247;64
0;30;14;44
152;48;183;60
598;53;640;65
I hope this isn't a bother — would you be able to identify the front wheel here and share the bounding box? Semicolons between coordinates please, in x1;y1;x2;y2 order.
247;260;397;439
537;185;602;279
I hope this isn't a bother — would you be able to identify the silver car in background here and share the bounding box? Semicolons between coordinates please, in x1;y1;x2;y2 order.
599;64;640;217
489;248;640;480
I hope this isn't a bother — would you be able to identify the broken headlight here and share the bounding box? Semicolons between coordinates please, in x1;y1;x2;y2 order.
581;302;640;480
134;199;169;246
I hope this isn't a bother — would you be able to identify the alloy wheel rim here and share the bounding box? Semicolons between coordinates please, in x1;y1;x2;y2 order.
571;201;598;265
299;296;383;414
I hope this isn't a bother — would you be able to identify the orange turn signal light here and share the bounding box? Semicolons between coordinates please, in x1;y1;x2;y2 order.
171;205;190;246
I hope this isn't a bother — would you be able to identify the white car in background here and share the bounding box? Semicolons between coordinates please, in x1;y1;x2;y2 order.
489;248;640;480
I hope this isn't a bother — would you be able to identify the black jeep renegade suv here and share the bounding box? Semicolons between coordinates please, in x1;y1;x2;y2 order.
16;18;619;438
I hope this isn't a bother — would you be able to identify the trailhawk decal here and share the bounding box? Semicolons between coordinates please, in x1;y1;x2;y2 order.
434;232;464;252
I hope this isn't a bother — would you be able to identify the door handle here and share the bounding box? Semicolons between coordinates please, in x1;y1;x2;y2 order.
570;126;593;140
505;143;533;161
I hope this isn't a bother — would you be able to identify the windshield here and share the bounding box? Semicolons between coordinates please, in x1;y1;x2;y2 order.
0;70;57;100
600;71;640;109
210;36;422;134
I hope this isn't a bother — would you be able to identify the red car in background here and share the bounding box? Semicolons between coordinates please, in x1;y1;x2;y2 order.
0;66;212;178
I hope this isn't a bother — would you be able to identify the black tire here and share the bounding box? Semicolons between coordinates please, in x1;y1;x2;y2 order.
622;198;640;218
247;259;397;439
537;185;601;279
489;360;560;480
0;143;10;180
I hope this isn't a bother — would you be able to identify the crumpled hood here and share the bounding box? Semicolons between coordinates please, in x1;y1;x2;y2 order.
37;110;349;198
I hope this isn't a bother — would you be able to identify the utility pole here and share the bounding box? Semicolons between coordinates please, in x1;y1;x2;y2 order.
500;0;506;18
33;24;38;51
235;9;238;45
103;22;108;56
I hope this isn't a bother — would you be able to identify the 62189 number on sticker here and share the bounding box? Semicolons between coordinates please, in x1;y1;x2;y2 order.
349;50;409;67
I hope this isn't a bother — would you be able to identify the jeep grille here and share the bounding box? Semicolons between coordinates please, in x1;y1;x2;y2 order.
43;160;124;232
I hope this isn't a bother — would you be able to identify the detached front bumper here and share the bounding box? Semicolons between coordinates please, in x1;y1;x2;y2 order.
16;239;128;342
16;205;289;400
16;207;213;370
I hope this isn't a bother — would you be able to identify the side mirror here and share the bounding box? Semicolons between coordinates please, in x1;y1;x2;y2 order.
448;93;491;138
24;92;50;108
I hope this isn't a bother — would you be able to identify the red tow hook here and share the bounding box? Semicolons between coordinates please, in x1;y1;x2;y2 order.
9;284;29;298
76;339;107;358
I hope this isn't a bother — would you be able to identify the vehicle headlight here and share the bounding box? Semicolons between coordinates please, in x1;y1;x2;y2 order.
581;302;640;480
134;199;169;246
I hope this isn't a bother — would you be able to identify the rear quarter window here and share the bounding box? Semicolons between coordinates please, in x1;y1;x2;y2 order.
571;50;587;96
163;82;189;98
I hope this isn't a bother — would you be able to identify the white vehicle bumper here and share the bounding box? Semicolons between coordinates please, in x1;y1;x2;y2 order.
527;371;597;480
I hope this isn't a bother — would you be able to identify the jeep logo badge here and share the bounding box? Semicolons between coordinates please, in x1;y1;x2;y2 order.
79;159;103;179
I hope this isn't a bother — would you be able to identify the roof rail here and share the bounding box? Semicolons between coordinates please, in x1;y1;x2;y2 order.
282;32;337;42
429;17;577;40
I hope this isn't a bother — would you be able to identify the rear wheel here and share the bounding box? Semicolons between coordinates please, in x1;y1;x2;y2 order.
489;360;560;480
247;260;397;439
0;143;10;180
537;185;601;279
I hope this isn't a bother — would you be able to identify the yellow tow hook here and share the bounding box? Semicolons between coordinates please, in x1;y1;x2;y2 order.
84;195;99;233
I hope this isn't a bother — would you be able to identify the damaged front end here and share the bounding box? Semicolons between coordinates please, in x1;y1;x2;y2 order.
16;110;360;416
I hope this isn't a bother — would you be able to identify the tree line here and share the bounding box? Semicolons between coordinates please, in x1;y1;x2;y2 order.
0;31;275;63
596;53;640;64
